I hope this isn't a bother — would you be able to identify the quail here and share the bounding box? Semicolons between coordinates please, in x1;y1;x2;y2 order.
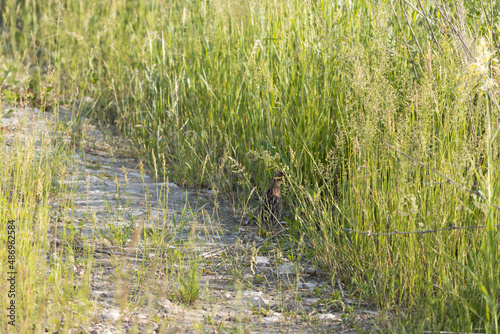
260;171;286;230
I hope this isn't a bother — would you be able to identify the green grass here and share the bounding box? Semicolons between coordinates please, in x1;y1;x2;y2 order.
0;111;94;332
2;0;500;332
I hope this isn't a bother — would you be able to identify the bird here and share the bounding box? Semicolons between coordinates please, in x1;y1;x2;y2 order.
260;171;286;231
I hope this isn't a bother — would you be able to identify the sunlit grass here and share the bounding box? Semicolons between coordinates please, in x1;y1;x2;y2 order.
0;110;94;333
1;0;500;331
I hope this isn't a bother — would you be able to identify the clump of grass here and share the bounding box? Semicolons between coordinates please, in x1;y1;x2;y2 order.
165;249;201;305
0;108;94;332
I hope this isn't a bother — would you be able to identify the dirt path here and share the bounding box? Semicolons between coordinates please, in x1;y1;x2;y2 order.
2;106;378;333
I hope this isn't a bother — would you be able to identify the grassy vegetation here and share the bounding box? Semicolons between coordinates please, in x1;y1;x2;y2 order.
2;0;500;332
0;110;94;332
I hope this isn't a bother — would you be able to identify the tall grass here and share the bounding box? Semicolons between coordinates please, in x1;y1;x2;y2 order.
0;112;94;333
2;0;500;331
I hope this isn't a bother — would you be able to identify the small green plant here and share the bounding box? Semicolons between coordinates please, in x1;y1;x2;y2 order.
165;249;200;305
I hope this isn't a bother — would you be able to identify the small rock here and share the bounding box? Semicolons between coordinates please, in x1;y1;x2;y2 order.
243;291;263;297
129;210;143;218
100;329;114;334
304;298;320;305
160;299;179;314
136;313;149;324
277;262;295;275
318;313;341;321
255;256;270;265
304;282;318;289
251;296;270;309
261;316;279;323
92;290;108;299
158;182;179;188
103;309;121;321
273;312;284;318
305;266;318;275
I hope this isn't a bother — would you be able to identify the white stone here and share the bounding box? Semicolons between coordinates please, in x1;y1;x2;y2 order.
304;282;318;289
318;313;341;321
243;291;263;297
277;262;295;275
261;316;279;323
158;182;179;188
160;299;179;314
250;296;270;308
304;298;320;305
103;309;121;321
